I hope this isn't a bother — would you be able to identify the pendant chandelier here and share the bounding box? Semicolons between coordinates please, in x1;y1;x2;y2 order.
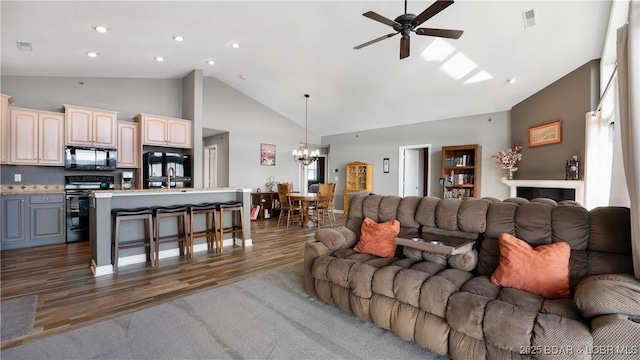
292;94;319;166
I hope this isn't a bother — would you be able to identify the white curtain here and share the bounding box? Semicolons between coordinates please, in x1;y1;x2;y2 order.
584;111;613;209
616;0;640;279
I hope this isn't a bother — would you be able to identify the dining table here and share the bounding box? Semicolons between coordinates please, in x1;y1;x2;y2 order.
288;192;317;228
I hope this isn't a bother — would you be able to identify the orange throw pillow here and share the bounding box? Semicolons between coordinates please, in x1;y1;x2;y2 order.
490;233;570;299
354;218;400;258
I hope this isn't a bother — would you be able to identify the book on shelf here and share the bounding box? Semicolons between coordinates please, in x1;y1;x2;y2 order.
250;205;260;220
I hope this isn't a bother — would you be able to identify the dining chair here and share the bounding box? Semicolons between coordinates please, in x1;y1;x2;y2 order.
314;183;334;227
277;183;302;229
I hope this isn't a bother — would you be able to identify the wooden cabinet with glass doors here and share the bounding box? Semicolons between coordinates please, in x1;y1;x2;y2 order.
344;161;372;213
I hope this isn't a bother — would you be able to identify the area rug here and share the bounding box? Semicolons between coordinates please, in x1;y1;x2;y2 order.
0;264;446;360
1;295;38;341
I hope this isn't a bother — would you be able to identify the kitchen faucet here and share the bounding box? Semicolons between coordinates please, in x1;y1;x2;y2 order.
166;166;175;189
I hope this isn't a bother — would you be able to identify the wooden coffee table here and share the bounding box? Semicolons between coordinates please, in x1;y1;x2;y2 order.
395;232;476;255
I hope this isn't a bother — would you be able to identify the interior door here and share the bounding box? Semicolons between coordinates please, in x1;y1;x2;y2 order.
403;149;420;196
208;147;217;188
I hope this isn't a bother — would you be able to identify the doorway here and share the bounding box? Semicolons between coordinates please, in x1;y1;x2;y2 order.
203;145;217;188
298;155;327;193
398;144;431;197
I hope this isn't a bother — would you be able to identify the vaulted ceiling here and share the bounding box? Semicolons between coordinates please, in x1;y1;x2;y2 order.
1;1;611;136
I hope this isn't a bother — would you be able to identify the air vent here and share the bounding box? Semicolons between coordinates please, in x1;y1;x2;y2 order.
16;41;33;51
523;9;536;28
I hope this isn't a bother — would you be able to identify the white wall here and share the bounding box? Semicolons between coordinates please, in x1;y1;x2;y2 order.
323;111;512;209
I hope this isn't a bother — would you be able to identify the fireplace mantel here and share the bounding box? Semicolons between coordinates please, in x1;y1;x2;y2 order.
501;178;585;205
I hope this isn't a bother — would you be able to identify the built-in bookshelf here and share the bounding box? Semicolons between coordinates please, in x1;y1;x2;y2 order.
441;144;481;198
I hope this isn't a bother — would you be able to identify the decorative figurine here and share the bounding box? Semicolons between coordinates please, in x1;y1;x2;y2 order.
566;155;579;180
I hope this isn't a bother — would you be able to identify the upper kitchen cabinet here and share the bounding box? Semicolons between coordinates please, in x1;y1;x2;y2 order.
0;93;13;164
64;104;118;148
117;120;139;168
9;107;64;166
135;113;192;149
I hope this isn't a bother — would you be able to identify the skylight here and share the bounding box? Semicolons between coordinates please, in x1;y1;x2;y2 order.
440;52;477;80
421;39;493;84
420;38;454;62
465;70;494;84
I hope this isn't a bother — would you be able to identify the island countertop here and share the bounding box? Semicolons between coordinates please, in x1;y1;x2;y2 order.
92;187;251;197
89;187;251;276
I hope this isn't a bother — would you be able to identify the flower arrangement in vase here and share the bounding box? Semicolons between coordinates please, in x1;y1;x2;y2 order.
492;143;523;180
265;176;276;192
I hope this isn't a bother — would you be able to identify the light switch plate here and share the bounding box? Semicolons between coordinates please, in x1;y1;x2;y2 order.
14;174;21;182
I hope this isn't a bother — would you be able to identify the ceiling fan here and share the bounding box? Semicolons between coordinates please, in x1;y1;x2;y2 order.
354;0;463;60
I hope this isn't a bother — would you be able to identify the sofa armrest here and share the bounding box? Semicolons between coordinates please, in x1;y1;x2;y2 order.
315;226;358;251
573;274;640;318
304;240;332;298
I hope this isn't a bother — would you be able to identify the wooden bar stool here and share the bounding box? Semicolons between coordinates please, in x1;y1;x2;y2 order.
153;205;190;262
187;202;220;255
217;201;245;252
111;207;155;275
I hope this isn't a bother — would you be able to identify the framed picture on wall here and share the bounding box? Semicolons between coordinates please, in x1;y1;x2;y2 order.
261;143;276;166
529;120;562;147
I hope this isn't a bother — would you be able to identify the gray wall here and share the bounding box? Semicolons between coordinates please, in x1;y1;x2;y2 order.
511;60;600;180
202;77;320;191
204;132;230;187
323;111;512;209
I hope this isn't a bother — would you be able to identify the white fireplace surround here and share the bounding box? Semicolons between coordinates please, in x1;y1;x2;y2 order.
501;178;585;205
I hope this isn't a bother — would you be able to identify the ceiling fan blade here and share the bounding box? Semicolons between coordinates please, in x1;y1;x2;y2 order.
363;11;401;28
412;0;454;28
354;33;398;49
415;28;463;39
400;36;410;59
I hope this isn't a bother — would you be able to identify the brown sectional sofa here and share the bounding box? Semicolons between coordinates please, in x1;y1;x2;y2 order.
304;194;640;359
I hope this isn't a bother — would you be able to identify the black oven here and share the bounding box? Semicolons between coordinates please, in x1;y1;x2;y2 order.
65;175;114;242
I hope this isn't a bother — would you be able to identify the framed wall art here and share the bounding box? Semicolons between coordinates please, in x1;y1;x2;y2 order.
383;158;389;173
529;120;562;147
261;143;276;166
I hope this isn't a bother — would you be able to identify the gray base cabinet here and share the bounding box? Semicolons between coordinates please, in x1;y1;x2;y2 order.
1;194;66;250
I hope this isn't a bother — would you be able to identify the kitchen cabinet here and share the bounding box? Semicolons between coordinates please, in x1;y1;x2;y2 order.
117;121;139;168
1;195;27;244
1;194;66;250
135;113;192;148
344;161;373;213
64;104;118;148
9;107;65;166
0;94;13;164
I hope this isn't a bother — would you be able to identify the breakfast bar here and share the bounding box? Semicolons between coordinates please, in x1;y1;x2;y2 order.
89;187;251;276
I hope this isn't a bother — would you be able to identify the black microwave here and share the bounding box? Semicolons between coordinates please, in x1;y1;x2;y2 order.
65;146;117;171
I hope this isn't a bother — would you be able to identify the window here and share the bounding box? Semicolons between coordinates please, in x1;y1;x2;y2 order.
306;161;318;181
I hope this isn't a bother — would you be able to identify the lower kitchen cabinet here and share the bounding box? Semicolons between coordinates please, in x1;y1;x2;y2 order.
1;194;66;250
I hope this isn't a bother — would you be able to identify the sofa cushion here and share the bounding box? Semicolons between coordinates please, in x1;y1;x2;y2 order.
353;218;400;258
490;233;570;299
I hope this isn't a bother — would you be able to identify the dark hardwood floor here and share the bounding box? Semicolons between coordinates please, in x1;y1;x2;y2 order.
0;214;344;349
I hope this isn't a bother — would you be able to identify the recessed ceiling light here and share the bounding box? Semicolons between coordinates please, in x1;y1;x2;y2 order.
206;60;215;65
85;51;99;58
507;78;518;84
173;35;184;42
93;25;109;33
155;56;165;62
239;75;247;80
231;43;240;49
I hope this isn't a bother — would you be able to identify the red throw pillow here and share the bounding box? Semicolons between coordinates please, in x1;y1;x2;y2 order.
491;233;570;298
353;218;400;258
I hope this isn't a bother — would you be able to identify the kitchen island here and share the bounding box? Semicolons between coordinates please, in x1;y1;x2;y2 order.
90;187;251;276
